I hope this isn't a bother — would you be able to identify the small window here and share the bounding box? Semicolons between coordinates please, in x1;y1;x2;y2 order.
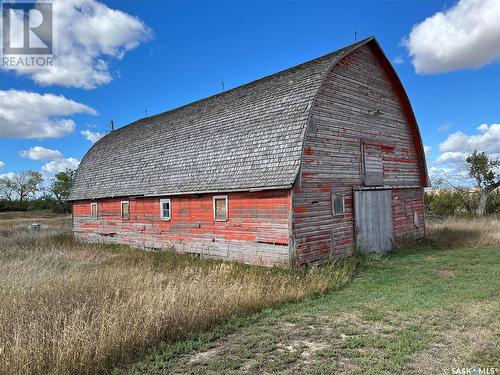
332;193;345;216
413;211;420;228
160;198;171;220
213;195;228;221
121;201;130;220
91;202;98;219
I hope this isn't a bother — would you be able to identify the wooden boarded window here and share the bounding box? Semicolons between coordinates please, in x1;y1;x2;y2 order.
362;141;383;186
160;198;171;220
332;191;345;216
413;211;420;228
213;195;228;221
91;202;98;219
121;201;130;220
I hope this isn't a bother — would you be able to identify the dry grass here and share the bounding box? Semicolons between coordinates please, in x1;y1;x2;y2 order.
0;214;356;375
426;216;500;249
0;211;71;233
1;213;498;375
133;218;499;375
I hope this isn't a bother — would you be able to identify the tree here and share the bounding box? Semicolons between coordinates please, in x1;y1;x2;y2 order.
50;169;75;212
0;171;44;201
465;151;500;216
0;177;15;201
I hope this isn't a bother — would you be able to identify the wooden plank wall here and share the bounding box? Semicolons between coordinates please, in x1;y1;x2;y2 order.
392;188;425;243
293;44;424;265
73;189;291;266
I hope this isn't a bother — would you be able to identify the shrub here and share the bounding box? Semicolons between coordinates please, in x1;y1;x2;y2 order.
0;196;60;213
486;189;500;214
0;199;29;212
424;188;499;218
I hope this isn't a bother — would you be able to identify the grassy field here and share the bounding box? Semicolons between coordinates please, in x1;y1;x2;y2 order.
127;247;500;375
0;213;356;375
0;213;498;375
127;218;500;374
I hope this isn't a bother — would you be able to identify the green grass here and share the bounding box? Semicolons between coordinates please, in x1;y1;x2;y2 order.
123;246;500;374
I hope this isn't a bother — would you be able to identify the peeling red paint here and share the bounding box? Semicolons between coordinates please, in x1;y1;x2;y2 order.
71;39;427;267
382;156;415;163
73;190;291;266
301;171;318;177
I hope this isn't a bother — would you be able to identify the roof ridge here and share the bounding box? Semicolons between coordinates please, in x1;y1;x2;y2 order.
70;36;377;200
112;36;374;134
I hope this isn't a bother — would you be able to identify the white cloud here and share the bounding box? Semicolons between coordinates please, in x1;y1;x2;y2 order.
393;55;404;65
429;166;447;175
0;161;5;169
441;123;500;153
424;145;432;154
41;157;80;173
429;165;453;179
437;123;500;163
12;0;151;89
439;131;469;153
436;151;467;164
428;165;470;185
438;123;452;132
404;0;500;74
19;146;63;160
0;172;17;180
0;90;97;139
81;130;105;143
15;145;81;175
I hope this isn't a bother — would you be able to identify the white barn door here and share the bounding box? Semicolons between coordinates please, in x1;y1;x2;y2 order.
354;190;393;252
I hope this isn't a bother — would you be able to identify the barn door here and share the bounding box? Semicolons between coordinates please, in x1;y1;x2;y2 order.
354;190;393;253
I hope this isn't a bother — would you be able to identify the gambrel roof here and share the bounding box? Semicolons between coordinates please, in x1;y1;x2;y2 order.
69;37;427;201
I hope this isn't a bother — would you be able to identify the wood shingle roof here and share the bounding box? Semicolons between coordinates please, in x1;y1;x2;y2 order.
69;38;373;201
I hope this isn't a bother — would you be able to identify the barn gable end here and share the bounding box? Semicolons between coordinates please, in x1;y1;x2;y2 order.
292;42;426;264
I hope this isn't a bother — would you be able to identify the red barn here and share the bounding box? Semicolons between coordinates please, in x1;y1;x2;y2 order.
69;37;429;266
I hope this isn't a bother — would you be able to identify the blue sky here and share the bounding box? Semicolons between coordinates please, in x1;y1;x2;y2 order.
1;0;499;184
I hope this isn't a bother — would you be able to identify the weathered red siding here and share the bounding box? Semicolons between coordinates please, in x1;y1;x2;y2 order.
392;188;425;243
73;190;291;266
292;44;425;264
72;41;427;267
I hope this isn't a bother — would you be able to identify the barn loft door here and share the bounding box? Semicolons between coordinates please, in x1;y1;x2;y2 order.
354;190;393;253
362;142;384;186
